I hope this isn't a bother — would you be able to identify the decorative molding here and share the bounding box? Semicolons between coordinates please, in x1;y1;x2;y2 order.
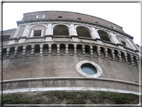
2;87;140;95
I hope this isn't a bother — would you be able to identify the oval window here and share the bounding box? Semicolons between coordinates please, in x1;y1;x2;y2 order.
76;60;103;78
81;63;97;75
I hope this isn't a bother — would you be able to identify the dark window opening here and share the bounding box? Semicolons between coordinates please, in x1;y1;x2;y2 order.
98;30;111;42
43;44;49;55
85;45;90;56
53;25;69;36
127;53;131;63
60;44;65;55
121;41;126;47
68;44;74;55
121;52;125;62
9;47;15;58
26;45;31;56
108;49;112;59
114;50;119;60
93;46;98;57
34;30;42;36
51;44;57;55
58;16;62;18
34;45;40;55
95;21;99;23
110;25;114;29
77;45;82;55
17;46;23;57
77;18;81;20
77;26;91;38
2;48;7;59
101;47;105;58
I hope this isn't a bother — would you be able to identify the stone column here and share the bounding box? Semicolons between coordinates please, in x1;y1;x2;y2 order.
126;39;136;50
57;44;60;54
6;48;9;57
131;54;134;65
90;27;100;39
74;45;77;54
124;52;128;62
48;44;51;54
46;23;53;35
118;51;121;61
40;45;43;54
22;25;30;37
69;24;78;36
82;45;85;55
111;50;115;60
136;57;139;66
97;46;101;56
23;46;26;56
31;45;34;55
14;47;18;57
105;48;108;58
13;26;21;38
110;33;120;44
65;44;68;54
90;46;93;57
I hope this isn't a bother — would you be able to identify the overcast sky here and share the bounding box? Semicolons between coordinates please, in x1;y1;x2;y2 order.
2;3;141;45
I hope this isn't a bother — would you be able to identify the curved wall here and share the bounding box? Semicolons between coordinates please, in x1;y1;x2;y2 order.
22;11;123;32
3;55;139;82
1;11;141;95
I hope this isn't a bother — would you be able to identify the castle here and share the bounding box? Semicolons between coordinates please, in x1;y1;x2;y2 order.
1;11;141;96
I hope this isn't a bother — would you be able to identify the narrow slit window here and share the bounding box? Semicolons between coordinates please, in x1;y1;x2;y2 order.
109;25;115;29
58;16;62;18
77;18;81;20
34;30;42;36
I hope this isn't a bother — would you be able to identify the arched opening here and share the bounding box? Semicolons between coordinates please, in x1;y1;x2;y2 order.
60;44;65;55
121;52;125;62
17;46;23;57
2;48;7;59
43;44;49;55
53;25;69;36
26;45;31;56
68;44;74;55
98;30;111;42
108;49;112;59
76;26;92;38
127;53;131;63
100;47;105;58
51;44;57;55
133;55;137;65
34;45;40;55
114;50;119;60
77;44;82;55
9;47;15;58
85;45;90;56
93;46;98;57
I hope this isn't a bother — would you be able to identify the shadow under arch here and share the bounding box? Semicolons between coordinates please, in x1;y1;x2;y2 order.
53;25;69;36
76;26;92;38
98;30;111;42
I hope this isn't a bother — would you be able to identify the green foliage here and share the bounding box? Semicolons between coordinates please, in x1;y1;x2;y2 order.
2;91;139;104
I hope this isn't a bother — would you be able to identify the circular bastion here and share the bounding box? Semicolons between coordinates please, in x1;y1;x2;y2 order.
1;11;141;96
